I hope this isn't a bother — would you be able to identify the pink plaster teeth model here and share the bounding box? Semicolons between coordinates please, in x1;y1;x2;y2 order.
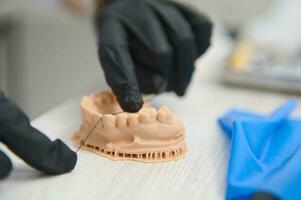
73;91;187;162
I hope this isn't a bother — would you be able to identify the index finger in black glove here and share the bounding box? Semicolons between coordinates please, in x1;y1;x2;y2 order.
0;91;77;176
96;0;212;112
0;150;12;179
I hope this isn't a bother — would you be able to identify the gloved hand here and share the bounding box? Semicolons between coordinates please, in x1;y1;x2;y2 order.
0;91;77;179
95;0;212;112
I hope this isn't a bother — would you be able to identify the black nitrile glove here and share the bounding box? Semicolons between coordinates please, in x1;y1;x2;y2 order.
95;0;212;112
0;91;77;179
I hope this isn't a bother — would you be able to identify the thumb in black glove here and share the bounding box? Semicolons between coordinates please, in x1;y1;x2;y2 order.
0;91;77;179
95;0;212;112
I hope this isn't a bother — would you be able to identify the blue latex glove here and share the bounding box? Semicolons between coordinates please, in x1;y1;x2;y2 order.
218;100;301;200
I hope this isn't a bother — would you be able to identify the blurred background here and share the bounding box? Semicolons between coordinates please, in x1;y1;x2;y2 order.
1;0;300;118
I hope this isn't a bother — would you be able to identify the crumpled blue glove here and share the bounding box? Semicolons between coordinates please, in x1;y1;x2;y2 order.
218;100;301;200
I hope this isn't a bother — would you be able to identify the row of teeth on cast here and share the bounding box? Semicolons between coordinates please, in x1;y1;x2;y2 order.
85;106;178;128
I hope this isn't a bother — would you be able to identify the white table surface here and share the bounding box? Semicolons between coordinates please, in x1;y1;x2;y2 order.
1;33;300;200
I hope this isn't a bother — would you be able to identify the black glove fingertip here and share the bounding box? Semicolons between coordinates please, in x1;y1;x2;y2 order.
54;139;78;174
113;85;143;113
118;93;143;113
0;150;12;179
43;139;77;175
120;98;143;113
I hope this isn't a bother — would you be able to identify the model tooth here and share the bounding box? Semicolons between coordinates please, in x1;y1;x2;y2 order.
102;114;116;128
157;106;169;122
93;97;102;108
139;108;151;123
157;107;166;123
102;92;112;105
108;92;115;102
157;106;174;124
148;107;157;122
128;113;139;127
116;113;128;128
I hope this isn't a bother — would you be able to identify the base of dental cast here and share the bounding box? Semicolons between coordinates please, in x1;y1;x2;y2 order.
73;91;187;162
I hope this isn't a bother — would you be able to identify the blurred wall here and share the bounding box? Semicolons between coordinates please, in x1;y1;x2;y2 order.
176;0;272;29
0;34;5;91
0;38;6;93
1;6;106;118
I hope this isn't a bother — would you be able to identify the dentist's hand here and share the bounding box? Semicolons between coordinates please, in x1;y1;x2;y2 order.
96;0;212;112
0;91;77;179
